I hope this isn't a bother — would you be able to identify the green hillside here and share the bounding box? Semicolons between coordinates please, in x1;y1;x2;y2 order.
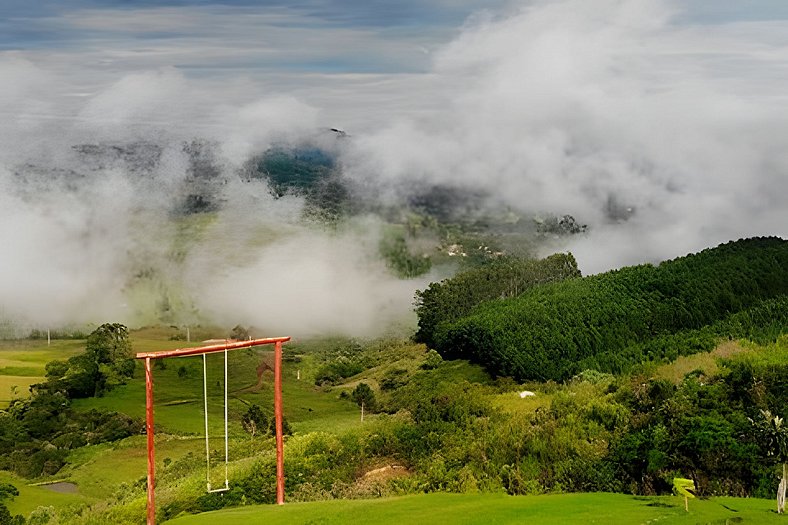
429;237;788;380
167;492;782;525
1;238;787;524
1;332;787;523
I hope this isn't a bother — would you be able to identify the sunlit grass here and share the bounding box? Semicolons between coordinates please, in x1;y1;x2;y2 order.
0;339;85;373
0;470;89;517
0;339;86;406
0;376;43;405
72;341;364;436
653;339;750;384
165;492;784;525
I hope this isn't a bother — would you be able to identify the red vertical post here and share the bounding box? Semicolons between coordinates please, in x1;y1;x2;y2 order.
136;337;289;515
274;340;285;504
145;357;156;525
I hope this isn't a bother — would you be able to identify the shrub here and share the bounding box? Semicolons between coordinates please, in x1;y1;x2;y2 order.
421;350;443;370
350;383;377;412
241;404;269;438
380;368;408;391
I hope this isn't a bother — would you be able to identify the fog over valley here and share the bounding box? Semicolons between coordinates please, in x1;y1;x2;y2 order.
1;0;787;335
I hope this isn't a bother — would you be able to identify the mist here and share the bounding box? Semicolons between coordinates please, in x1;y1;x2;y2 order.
1;0;787;335
344;0;788;272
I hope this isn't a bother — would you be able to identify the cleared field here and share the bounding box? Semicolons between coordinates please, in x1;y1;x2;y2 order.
0;339;86;406
58;435;212;500
72;342;361;436
0;471;89;516
165;492;783;525
0;339;86;369
0;375;44;405
0;334;365;515
652;340;749;383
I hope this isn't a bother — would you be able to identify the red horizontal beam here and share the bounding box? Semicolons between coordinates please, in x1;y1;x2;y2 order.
134;336;291;360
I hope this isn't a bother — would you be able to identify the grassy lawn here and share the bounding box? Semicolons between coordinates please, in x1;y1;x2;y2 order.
165;492;784;525
0;339;86;371
0;471;89;516
72;342;362;436
0;376;43;405
0;334;365;514
0;339;85;406
58;435;213;500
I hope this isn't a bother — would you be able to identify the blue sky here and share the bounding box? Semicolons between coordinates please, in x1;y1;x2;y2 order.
3;1;788;74
0;0;506;73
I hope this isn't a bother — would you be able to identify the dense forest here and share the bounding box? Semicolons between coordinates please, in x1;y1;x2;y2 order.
419;237;788;381
414;253;581;348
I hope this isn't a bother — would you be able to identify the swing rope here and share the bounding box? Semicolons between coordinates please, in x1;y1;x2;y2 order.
203;349;230;493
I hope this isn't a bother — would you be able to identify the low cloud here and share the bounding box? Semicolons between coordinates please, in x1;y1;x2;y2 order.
1;0;787;337
344;0;788;272
0;59;425;336
194;224;427;338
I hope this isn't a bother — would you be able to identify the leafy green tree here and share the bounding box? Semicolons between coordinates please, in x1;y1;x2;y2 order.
380;234;431;278
50;323;134;398
0;503;24;525
19;390;69;439
241;404;268;438
751;410;788;513
414;252;580;348
87;323;134;393
351;383;377;414
0;483;18;500
44;360;68;380
0;413;24;455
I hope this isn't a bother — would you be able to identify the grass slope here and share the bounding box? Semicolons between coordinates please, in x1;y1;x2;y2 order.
0;471;88;516
2;331;785;523
72;345;361;436
54;335;364;505
0;339;85;406
165;492;783;525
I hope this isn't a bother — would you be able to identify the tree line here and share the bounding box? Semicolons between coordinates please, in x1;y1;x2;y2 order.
0;324;141;479
418;237;788;381
414;252;582;348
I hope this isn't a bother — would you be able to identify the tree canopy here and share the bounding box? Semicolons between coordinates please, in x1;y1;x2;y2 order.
422;237;788;381
41;323;134;398
414;252;581;348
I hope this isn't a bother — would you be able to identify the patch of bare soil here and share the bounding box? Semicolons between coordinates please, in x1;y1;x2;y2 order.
41;481;78;494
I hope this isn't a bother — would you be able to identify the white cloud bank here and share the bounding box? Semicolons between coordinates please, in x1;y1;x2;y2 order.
1;0;787;335
345;0;788;272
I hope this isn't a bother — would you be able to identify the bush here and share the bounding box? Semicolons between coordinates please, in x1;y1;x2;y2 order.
421;350;443;370
27;506;55;525
0;483;18;501
380;369;408;391
0;503;24;525
241;405;269;438
351;383;377;412
314;360;364;386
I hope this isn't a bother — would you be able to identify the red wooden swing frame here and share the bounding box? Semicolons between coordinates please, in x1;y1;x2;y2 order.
135;336;291;525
